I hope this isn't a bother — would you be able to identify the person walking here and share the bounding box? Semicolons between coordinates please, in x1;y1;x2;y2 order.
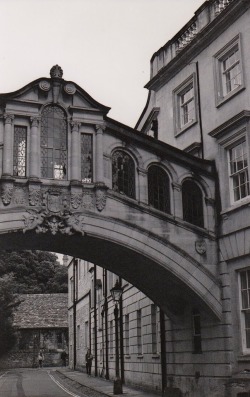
85;349;93;376
38;350;44;368
61;350;67;367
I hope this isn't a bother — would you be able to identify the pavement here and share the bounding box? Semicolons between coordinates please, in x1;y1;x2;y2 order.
56;367;162;397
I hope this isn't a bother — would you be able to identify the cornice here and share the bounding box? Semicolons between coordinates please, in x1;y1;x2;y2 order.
208;110;250;139
145;0;250;91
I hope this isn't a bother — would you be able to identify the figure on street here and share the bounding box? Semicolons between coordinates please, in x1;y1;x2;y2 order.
85;349;93;376
38;350;44;368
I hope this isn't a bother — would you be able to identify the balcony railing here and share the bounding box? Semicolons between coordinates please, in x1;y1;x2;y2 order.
214;0;234;16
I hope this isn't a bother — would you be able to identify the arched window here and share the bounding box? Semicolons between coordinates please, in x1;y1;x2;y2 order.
112;151;135;198
148;165;170;213
182;180;204;227
41;105;67;179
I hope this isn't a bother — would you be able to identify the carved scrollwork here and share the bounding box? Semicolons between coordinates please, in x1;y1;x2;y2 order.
95;187;107;212
71;193;82;209
82;192;94;210
39;80;51;92
13;187;27;205
29;187;42;206
23;209;85;236
1;182;14;205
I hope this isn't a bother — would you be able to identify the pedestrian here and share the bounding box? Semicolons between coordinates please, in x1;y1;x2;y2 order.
85;349;93;376
38;350;44;368
61;350;67;367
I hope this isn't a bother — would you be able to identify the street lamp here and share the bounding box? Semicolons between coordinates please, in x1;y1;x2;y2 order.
110;279;123;395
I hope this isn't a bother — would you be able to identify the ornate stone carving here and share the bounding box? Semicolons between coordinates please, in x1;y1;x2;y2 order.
43;189;69;213
50;65;63;79
82;192;94;209
13;187;27;205
39;80;51;92
95;185;108;212
195;239;207;255
1;182;14;205
29;187;42;206
30;116;40;128
4;114;14;125
71;121;81;132
71;193;82;209
64;83;76;95
23;210;85;236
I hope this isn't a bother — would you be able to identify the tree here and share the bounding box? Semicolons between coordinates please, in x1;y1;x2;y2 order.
0;250;68;294
0;274;20;357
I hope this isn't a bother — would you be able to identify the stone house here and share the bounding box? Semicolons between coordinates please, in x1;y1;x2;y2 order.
0;294;68;368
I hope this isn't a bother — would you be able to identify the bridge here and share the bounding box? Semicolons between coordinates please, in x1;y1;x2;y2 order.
0;65;220;320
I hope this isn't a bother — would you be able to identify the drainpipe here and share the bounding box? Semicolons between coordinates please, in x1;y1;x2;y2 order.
119;276;124;384
104;269;109;379
73;258;77;369
94;264;98;377
195;61;204;159
160;309;167;396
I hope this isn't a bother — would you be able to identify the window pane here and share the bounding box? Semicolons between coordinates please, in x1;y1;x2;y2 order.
148;166;170;213
112;151;135;199
13;126;27;177
230;141;249;202
81;134;92;183
182;180;204;227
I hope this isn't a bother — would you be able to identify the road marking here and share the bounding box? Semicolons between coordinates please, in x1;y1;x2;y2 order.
48;371;85;397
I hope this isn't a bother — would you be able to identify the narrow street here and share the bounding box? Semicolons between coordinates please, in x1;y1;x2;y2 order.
0;368;103;397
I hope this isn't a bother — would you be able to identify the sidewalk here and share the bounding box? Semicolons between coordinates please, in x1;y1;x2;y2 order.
56;367;162;397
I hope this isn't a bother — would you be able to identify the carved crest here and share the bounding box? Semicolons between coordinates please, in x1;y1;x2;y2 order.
1;182;14;206
44;189;69;213
13;187;27;205
195;239;207;255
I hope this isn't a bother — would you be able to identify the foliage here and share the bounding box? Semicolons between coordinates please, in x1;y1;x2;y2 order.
0;250;68;294
0;274;20;357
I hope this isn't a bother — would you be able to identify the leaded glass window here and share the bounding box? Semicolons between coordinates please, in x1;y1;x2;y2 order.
148;165;170;213
13;126;27;177
112;151;135;198
182;180;204;227
41;105;67;179
81;134;92;183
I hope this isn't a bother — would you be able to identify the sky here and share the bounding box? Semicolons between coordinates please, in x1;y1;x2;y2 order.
0;0;205;128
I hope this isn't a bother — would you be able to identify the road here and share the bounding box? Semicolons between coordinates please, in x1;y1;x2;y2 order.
0;368;85;397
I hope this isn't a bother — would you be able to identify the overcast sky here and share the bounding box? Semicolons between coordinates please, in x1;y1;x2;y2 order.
1;0;205;128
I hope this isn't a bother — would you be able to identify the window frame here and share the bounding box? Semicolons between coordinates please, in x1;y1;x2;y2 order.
214;34;245;107
148;164;171;214
173;73;198;136
239;270;250;354
13;125;27;178
182;179;204;228
112;150;136;199
228;138;250;203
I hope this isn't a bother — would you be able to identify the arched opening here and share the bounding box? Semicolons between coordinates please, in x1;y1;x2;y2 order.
41;105;67;180
182;179;204;228
112;150;135;198
148;165;170;213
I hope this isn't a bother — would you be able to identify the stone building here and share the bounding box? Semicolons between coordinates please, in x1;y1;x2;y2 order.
0;294;68;368
68;259;163;392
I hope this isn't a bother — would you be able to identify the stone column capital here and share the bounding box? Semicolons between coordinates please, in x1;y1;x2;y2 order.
71;121;81;132
95;124;106;133
4;114;14;125
172;182;182;192
30;116;40;128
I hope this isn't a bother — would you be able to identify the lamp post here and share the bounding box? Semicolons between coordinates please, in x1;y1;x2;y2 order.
110;279;123;395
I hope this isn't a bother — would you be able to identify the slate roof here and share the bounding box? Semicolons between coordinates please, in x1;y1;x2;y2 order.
13;294;68;329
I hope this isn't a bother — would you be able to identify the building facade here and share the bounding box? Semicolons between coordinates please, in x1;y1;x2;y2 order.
0;294;68;369
136;0;250;396
68;258;164;392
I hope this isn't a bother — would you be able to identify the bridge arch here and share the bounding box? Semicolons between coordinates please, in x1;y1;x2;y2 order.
0;210;221;321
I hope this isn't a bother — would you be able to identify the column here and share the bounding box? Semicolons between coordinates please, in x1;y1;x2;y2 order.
172;182;182;218
95;124;105;183
137;167;148;204
71;121;80;182
3;114;14;176
29;117;40;179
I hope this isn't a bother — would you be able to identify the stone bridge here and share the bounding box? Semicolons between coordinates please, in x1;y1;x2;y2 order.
0;65;220;320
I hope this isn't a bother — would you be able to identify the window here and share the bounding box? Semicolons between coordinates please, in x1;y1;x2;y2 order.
148;165;170;213
13;126;27;177
137;309;142;355
182;180;204;228
41;105;67;179
124;314;130;355
112;150;135;199
192;310;202;354
214;35;244;105
240;270;250;350
151;305;158;354
174;74;197;134
81;134;92;183
229;140;249;202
